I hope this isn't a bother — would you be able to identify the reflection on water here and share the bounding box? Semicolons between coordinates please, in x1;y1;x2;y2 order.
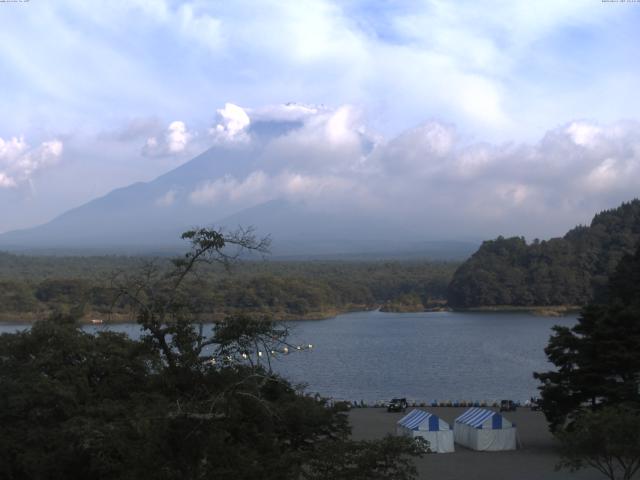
0;310;576;403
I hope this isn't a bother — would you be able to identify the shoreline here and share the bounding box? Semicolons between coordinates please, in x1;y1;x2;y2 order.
0;304;580;324
0;304;379;325
453;305;581;317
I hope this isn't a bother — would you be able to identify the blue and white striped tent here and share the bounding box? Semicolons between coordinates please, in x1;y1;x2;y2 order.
454;408;516;451
396;409;454;453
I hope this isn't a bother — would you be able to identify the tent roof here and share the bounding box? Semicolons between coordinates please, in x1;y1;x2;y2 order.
455;408;508;429
397;409;447;431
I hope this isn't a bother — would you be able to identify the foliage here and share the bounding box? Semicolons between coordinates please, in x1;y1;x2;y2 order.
0;315;162;480
303;435;424;480
0;251;457;320
0;228;422;479
533;243;640;431
556;406;640;480
448;199;640;307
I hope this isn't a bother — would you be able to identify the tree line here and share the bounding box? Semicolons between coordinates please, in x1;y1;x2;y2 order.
448;199;640;307
535;241;640;480
0;253;457;321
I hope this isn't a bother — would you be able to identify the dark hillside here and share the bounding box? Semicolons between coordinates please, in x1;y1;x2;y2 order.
447;199;640;307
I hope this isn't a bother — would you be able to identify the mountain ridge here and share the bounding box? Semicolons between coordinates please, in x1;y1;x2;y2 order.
0;143;477;259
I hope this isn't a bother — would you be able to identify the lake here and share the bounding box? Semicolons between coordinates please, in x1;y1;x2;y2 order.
0;310;576;404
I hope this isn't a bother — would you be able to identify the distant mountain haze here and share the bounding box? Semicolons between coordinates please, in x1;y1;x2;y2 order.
0;145;258;248
6;105;639;259
0;140;477;259
4;102;640;256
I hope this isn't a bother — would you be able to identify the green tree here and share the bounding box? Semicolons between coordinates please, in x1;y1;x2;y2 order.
448;199;640;307
534;243;640;431
556;406;640;480
303;435;424;480
1;228;423;480
0;313;162;480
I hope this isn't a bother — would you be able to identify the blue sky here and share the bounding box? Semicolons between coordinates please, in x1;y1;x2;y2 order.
1;0;640;235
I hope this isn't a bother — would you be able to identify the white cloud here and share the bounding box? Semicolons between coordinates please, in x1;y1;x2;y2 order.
324;105;360;147
0;172;16;188
184;104;640;238
189;168;360;211
94;103;640;239
143;120;192;156
455;146;492;178
42;140;63;157
4;96;640;240
1;0;636;146
167;121;190;153
250;103;325;123
259;104;373;176
190;171;268;207
146;136;158;149
1;1;639;236
0;136;28;159
377;122;455;175
497;183;532;206
176;3;223;52
0;136;63;188
210;103;251;142
566;121;602;148
584;158;618;192
233;110;640;237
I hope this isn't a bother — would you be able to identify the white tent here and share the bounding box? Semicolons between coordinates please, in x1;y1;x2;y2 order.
453;407;517;451
396;409;455;453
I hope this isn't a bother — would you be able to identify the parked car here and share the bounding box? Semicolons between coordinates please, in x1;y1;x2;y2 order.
499;399;517;412
387;398;408;413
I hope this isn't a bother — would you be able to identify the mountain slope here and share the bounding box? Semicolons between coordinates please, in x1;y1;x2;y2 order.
0;145;260;250
0;142;476;258
447;199;640;307
216;198;478;258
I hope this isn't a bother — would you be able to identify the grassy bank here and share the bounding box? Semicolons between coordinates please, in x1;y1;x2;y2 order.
0;304;381;324
453;305;581;317
1;303;581;324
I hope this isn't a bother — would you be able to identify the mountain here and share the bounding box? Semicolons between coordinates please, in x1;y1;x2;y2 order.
447;199;640;307
0;143;477;259
217;199;477;259
0;144;259;251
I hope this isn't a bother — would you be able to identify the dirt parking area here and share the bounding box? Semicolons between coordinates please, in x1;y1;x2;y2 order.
349;407;605;480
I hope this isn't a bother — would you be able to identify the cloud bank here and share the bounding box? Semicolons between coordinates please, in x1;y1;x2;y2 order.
2;0;638;143
181;104;640;239
1;0;638;235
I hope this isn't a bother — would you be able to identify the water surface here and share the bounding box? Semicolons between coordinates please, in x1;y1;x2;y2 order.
0;310;575;403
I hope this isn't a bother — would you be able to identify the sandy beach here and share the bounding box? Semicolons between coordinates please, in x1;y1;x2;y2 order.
349;407;605;480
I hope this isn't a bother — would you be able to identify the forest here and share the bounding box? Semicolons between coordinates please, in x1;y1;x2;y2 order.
448;199;640;308
0;253;457;321
4;199;640;320
0;228;425;479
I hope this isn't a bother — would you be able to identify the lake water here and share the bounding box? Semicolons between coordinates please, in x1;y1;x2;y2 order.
0;310;576;404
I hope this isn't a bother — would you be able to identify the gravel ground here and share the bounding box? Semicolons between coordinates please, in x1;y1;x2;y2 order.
349;407;606;480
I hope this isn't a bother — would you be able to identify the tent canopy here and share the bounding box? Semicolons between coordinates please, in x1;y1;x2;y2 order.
398;409;451;431
397;409;455;453
454;407;517;451
455;407;512;429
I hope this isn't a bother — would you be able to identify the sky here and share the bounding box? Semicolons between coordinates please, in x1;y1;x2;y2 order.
1;0;640;238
